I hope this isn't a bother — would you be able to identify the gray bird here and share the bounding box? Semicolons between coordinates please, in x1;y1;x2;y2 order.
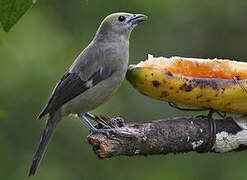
29;12;148;176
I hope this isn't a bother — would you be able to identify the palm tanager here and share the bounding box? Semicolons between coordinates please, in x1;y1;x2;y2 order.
28;12;148;176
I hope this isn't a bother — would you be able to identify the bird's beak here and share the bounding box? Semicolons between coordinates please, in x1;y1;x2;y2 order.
127;14;148;24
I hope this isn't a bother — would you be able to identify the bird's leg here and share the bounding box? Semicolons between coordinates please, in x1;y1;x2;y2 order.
79;113;97;130
85;112;111;128
79;113;115;137
85;112;125;127
85;112;96;120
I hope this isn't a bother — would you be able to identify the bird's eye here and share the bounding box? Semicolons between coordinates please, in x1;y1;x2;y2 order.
118;16;126;22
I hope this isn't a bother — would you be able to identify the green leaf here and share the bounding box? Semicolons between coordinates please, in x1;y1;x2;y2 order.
0;0;34;32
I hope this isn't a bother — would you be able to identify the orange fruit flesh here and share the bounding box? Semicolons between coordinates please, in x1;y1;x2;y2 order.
137;56;247;80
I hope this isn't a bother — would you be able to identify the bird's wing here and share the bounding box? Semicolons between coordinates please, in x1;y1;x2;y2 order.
38;66;112;119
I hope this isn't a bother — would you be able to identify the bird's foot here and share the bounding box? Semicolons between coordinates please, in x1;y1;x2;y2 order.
111;117;125;127
85;112;125;128
79;113;116;137
88;127;116;137
85;112;111;128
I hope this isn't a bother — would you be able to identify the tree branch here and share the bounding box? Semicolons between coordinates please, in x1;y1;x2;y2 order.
87;115;247;158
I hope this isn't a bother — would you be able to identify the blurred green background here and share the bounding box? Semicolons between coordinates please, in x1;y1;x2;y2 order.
1;0;247;179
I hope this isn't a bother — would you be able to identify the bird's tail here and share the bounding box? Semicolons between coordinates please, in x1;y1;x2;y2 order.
28;110;61;176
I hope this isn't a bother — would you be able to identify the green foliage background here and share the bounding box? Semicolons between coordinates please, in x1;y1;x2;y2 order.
1;0;247;179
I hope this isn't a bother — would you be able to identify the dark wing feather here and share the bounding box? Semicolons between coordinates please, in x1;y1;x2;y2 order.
38;66;112;119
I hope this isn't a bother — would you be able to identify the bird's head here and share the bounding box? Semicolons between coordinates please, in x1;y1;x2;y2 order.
94;12;148;41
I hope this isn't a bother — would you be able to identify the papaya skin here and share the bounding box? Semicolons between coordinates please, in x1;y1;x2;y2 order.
126;67;247;115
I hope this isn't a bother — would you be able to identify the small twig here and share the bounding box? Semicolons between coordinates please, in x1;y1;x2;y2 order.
87;115;247;158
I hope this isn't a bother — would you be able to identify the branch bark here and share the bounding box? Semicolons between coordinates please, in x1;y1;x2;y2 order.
87;115;247;158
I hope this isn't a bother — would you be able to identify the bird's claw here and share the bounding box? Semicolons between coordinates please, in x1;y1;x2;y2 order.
81;113;118;137
88;127;116;137
112;117;125;127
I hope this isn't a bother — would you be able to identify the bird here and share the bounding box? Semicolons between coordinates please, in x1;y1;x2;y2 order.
28;12;148;176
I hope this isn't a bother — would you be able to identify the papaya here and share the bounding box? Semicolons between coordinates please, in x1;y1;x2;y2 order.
126;55;247;114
